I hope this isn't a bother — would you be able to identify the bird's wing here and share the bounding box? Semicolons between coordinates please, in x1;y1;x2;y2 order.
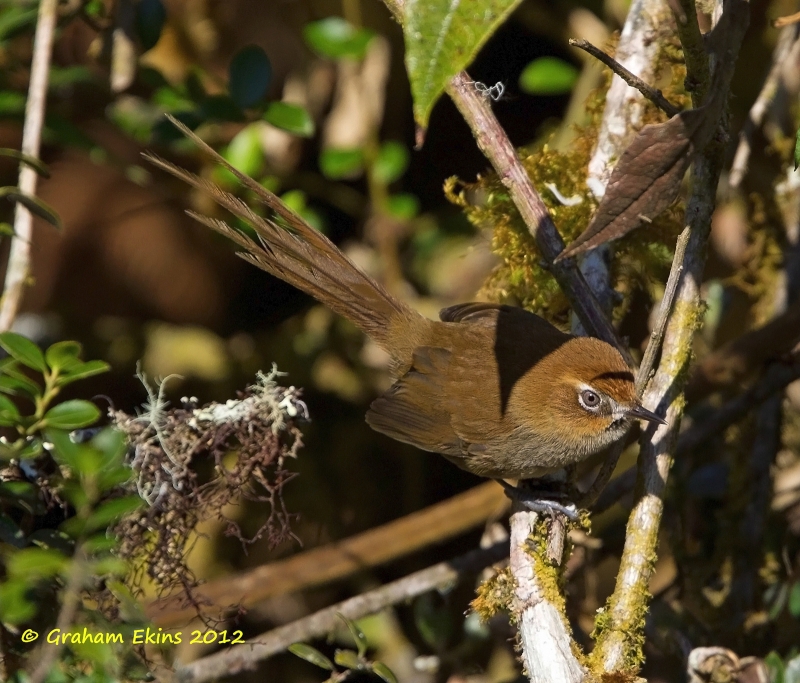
366;346;463;455
439;302;515;324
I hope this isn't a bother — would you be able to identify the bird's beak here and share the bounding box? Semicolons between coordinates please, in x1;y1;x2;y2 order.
628;403;667;426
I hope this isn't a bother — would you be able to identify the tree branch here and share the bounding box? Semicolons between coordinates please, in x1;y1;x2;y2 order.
590;0;750;671
171;541;509;683
569;39;681;117
0;0;58;332
149;481;507;627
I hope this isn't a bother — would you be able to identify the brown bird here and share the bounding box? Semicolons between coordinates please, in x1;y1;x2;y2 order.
144;117;664;488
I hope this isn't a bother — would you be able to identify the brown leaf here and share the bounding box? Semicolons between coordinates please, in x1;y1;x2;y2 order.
556;107;708;261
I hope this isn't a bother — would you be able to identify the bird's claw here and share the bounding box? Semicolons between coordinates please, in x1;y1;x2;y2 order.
498;480;580;521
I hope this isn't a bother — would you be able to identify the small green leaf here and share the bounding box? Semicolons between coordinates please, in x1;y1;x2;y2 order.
7;547;67;579
264;102;314;137
229;45;273;109
18;438;42;460
56;360;111;386
338;613;368;657
0;149;50;177
334;649;361;670
386;193;419;220
83;533;119;554
404;0;525;128
0;92;26;116
0;332;46;371
790;581;800;618
769;582;789;621
0;188;62;229
45;340;82;371
795;126;800;171
373;141;409;185
371;662;399;683
224;124;264;176
320;148;363;179
0;393;20;426
288;643;334;670
766;651;786;683
0;373;40;399
0;7;38;43
0;579;36;625
303;18;374;60
42;400;101;430
136;0;166;51
84;496;143;533
519;57;579;95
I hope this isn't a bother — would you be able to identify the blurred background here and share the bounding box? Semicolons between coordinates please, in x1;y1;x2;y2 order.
1;0;799;681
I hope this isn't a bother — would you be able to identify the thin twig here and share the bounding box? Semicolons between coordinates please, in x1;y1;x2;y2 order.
172;541;509;683
636;227;690;396
0;0;59;332
774;10;800;28
569;39;681;117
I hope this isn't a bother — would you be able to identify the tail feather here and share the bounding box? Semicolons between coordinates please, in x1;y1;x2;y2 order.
143;118;421;356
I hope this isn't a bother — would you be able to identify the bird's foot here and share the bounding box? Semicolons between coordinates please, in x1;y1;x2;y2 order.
498;480;579;521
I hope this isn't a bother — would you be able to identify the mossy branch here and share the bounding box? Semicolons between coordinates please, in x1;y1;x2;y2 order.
673;0;711;105
590;0;751;672
380;0;628;359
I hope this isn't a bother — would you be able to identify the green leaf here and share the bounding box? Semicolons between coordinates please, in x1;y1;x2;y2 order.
288;643;334;670
7;547;67;579
83;533;119;554
0;149;50;177
43;400;101;430
373;141;409;185
0;481;40;514
84;496;143;533
264;102;314;137
0;7;38;43
0;187;62;229
0;373;40;400
56;360;111;386
303;18;374;60
334;649;361;670
404;0;525;129
45;340;82;371
766;651;786;683
371;662;399;683
18;438;42;460
224;124;264;176
136;0;167;51
199;94;245;122
0;332;46;371
338;613;368;657
769;582;789;621
229;45;273;109
386;193;419;220
0;393;20;426
519;56;579;95
320;148;363;179
0;579;36;625
795;126;800;171
790;581;800;618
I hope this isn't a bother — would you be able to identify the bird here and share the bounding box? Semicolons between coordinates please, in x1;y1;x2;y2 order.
144;116;665;488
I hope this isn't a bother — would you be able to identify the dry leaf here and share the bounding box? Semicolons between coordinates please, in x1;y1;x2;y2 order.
556;107;708;261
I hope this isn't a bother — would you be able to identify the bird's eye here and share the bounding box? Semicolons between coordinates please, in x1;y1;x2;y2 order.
579;389;601;410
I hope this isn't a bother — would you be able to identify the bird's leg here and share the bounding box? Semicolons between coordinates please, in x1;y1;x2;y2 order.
498;478;580;522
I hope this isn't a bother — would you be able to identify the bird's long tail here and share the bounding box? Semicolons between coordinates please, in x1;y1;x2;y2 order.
144;116;425;362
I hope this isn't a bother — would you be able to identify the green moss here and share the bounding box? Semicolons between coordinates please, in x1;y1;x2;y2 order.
471;566;514;622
